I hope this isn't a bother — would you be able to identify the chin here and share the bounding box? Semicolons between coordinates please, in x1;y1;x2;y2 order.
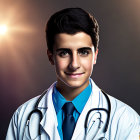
63;79;89;89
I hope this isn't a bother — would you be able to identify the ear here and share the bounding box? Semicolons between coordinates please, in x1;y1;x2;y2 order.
93;48;98;64
47;49;55;65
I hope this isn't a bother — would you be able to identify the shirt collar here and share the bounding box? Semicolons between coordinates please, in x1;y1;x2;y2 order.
52;80;92;114
72;81;92;113
52;85;67;114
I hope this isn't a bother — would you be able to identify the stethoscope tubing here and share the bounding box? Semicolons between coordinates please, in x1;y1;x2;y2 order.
84;90;111;139
23;89;111;140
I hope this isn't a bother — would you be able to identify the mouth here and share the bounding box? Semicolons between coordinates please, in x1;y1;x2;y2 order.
65;72;85;78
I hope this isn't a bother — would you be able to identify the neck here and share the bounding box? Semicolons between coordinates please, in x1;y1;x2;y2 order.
56;80;89;101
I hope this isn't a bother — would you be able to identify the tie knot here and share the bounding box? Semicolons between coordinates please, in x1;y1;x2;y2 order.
63;102;75;115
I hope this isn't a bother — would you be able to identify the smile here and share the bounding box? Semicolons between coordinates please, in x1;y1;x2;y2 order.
65;72;85;78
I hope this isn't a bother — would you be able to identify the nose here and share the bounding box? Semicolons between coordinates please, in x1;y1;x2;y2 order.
68;52;80;71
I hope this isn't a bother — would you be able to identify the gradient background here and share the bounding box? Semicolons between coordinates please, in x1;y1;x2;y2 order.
0;0;140;139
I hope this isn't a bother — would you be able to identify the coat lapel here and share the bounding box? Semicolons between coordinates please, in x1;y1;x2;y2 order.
72;80;101;139
38;83;61;140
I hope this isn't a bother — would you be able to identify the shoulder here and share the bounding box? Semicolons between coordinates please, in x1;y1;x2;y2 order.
6;85;55;139
104;94;140;139
6;95;43;140
16;89;50;114
108;94;140;130
12;95;41;124
17;95;41;114
108;94;139;119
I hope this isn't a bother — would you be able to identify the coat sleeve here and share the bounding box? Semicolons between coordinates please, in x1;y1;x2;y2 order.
6;95;41;140
6;110;19;140
115;106;140;140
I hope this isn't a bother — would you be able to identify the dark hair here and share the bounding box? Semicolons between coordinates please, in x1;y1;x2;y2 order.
45;8;99;52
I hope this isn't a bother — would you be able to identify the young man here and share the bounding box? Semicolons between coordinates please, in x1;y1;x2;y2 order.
6;8;139;140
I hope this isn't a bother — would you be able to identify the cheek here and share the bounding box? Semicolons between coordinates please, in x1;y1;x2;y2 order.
81;57;94;71
55;58;69;71
86;62;93;72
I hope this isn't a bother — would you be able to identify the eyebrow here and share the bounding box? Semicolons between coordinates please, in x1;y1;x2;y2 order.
56;47;92;52
78;47;92;51
56;48;71;52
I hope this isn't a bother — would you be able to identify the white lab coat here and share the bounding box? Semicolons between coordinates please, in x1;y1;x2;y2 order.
6;79;140;140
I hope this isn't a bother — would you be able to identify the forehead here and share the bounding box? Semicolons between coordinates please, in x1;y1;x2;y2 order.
54;32;93;49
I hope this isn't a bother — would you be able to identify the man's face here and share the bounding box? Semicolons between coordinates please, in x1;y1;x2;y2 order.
47;32;98;90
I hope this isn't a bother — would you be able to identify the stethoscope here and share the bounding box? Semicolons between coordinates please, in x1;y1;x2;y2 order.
23;89;111;140
84;90;111;139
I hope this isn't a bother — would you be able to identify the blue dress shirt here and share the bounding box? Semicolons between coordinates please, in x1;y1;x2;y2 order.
52;80;92;140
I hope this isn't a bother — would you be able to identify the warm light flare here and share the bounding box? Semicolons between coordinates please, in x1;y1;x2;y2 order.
0;24;8;35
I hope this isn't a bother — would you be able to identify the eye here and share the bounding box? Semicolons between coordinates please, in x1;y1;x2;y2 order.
78;49;90;56
58;50;69;57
